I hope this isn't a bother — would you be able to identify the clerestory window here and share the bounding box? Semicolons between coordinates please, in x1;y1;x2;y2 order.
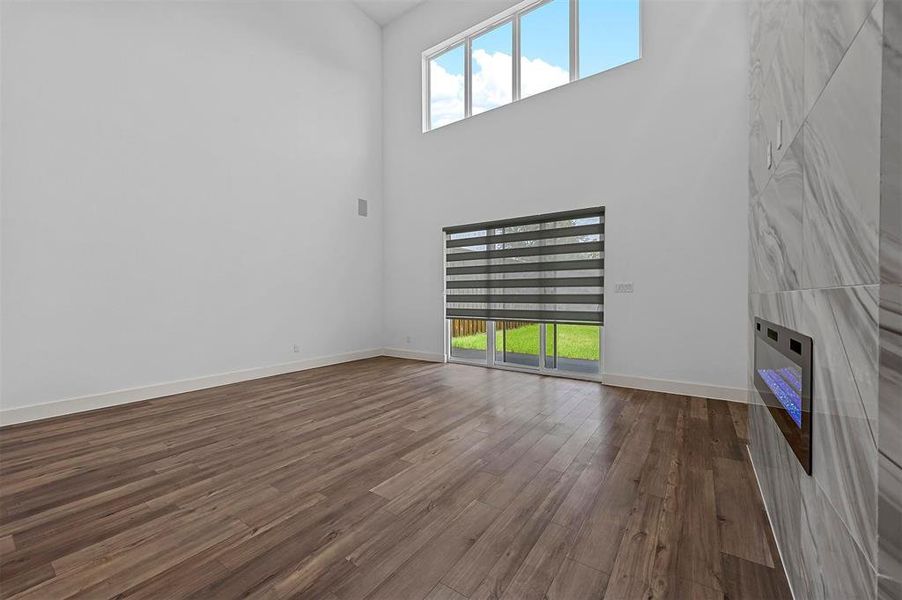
424;0;641;131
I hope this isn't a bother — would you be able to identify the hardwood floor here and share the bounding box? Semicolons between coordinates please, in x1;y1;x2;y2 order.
0;357;791;599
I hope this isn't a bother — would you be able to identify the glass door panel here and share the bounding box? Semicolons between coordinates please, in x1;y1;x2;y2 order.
495;321;540;368
449;319;487;363
553;324;601;374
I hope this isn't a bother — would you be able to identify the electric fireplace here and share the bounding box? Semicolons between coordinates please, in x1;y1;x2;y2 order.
754;318;813;474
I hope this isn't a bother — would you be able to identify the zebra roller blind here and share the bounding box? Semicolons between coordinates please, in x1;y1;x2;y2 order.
444;207;604;324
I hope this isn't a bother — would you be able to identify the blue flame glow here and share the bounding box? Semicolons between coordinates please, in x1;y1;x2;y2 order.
757;366;803;427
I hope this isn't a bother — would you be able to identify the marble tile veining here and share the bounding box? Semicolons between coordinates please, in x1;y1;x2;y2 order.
749;106;770;200
750;134;804;293
880;284;902;580
881;452;902;583
881;284;902;485
751;392;877;600
879;576;902;600
751;0;894;594
752;0;792;85
749;0;766;117
883;0;902;284
828;286;881;426
750;287;880;570
810;483;878;599
749;292;816;599
807;286;879;565
805;0;879;112
763;0;805;168
749;0;797;199
802;2;883;288
749;388;817;598
750;42;765;121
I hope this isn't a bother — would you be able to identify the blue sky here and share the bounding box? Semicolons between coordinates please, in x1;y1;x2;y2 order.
434;43;464;78
513;0;640;77
473;20;511;58
580;0;641;77
521;0;570;72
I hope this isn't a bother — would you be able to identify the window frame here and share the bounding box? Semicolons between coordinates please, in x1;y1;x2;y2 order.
422;0;642;132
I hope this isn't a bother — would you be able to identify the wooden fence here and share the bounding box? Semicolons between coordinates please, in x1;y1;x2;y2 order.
450;319;530;337
451;319;486;337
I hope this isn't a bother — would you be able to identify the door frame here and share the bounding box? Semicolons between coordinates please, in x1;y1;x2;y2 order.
445;319;604;382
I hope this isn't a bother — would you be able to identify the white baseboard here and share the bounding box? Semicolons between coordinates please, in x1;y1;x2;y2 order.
382;347;445;363
602;373;749;403
1;351;745;426
0;348;384;426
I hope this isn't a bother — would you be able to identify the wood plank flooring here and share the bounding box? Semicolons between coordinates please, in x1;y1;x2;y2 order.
0;357;791;599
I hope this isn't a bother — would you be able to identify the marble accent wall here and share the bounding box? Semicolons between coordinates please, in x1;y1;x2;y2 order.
884;0;902;285
881;286;902;598
748;0;901;597
880;2;902;598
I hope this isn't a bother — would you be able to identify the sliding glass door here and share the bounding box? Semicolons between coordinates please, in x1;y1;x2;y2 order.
448;318;601;378
443;207;604;380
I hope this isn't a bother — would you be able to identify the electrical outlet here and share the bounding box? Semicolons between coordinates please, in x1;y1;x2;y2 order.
405;336;412;344
614;282;634;293
293;344;300;353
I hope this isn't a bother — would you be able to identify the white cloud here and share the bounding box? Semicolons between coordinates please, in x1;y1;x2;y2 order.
429;60;463;128
520;54;569;98
472;49;512;115
429;51;569;128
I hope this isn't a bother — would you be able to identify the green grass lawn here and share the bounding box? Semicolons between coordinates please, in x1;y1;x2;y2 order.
452;323;600;361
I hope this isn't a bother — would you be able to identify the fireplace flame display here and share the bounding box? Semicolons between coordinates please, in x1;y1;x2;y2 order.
756;365;803;427
754;318;813;474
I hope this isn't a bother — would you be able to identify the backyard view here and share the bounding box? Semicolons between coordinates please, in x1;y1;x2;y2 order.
450;320;600;368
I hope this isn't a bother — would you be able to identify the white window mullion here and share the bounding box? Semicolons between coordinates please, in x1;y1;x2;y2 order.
512;15;521;102
598;322;604;374
487;321;496;367
464;38;473;118
570;0;579;81
539;321;547;371
423;56;432;131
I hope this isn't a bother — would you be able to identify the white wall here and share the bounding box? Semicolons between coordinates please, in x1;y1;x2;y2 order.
1;0;751;422
0;1;384;416
382;0;749;396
